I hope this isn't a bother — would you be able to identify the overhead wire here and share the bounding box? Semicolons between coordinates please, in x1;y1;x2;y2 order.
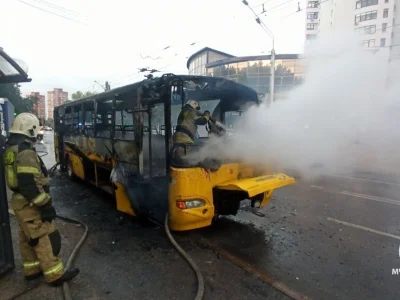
86;41;204;90
30;0;82;17
16;0;88;25
283;0;330;19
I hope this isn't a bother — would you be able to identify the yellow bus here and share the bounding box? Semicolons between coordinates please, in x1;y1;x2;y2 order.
53;74;295;231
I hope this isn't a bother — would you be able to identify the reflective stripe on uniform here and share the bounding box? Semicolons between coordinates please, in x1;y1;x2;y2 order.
5;165;18;189
23;261;40;269
43;261;64;277
17;166;40;175
32;193;50;206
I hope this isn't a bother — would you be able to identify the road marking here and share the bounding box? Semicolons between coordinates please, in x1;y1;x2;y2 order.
283;167;400;187
327;217;400;241
199;238;311;300
340;191;400;206
310;185;324;189
327;173;400;187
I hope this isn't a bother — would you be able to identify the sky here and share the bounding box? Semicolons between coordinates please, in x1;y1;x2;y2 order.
1;0;306;97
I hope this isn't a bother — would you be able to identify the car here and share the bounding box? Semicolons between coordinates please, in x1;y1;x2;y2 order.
37;127;45;142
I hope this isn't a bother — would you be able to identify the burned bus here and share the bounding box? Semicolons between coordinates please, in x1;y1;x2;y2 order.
53;74;295;231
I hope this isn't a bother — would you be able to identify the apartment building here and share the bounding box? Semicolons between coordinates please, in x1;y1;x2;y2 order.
47;88;68;119
305;0;399;55
27;92;46;120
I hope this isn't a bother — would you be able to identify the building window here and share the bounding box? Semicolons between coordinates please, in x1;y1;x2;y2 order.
362;39;375;47
307;12;318;20
381;38;386;47
356;0;378;9
383;9;389;18
308;1;319;8
307;23;317;30
356;24;376;34
382;23;388;32
306;34;317;40
385;0;389;3
355;10;378;24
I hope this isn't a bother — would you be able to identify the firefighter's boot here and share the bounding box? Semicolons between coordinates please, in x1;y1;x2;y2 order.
50;268;80;286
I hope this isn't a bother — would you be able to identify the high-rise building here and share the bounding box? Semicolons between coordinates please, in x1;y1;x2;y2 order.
27;92;46;120
47;88;68;119
305;0;399;56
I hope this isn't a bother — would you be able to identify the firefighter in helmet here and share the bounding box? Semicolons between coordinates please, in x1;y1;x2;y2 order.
172;100;210;159
2;113;79;285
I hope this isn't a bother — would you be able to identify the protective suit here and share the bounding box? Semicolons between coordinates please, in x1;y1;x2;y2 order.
2;113;79;285
172;100;210;159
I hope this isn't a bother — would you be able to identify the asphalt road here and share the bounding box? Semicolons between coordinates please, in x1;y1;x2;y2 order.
10;132;399;300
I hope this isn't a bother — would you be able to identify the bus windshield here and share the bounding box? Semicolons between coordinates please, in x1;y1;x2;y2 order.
171;99;221;138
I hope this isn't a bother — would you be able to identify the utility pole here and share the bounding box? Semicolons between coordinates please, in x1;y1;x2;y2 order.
242;0;275;104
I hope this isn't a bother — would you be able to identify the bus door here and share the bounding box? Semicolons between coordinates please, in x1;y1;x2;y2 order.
132;103;170;224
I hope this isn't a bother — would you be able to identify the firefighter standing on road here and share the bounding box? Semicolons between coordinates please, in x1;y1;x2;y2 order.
2;113;79;285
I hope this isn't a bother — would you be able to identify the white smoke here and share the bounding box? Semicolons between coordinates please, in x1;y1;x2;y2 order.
188;32;400;178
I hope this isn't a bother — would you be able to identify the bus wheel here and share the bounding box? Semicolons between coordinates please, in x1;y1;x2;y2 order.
66;157;76;180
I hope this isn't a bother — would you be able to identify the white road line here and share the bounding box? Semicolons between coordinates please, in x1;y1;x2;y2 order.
310;185;324;189
327;173;400;187
340;191;400;206
327;217;400;241
283;167;400;187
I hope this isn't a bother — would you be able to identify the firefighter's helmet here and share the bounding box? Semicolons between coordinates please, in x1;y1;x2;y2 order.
186;100;200;111
9;113;40;138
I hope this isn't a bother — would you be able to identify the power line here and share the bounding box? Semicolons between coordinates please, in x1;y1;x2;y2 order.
252;0;279;9
17;0;88;25
283;0;330;19
31;0;81;16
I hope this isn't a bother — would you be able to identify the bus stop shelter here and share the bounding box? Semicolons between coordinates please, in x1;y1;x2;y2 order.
0;47;31;276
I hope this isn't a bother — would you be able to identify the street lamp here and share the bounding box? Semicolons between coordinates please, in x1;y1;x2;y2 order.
242;0;275;104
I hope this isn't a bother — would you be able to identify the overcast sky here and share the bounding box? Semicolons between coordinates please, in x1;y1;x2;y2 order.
1;0;306;97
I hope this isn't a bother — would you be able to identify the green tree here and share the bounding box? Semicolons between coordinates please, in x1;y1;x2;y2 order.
0;83;38;114
71;90;96;100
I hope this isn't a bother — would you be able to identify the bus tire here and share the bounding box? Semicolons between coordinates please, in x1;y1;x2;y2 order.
66;157;76;181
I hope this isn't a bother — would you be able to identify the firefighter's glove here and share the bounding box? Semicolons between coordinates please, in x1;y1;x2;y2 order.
204;111;216;123
40;202;57;223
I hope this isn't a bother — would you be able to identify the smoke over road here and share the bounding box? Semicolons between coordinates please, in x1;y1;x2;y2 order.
189;33;400;178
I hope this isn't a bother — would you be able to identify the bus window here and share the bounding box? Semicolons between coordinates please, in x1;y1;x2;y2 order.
64;107;73;132
171;99;220;139
115;109;134;140
224;111;243;129
83;101;94;136
72;104;82;133
143;103;167;178
96;100;112;138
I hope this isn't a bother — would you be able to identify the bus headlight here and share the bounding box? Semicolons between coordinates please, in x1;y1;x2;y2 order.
176;200;205;210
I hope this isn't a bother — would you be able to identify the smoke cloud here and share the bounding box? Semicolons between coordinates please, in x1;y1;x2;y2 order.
188;32;400;178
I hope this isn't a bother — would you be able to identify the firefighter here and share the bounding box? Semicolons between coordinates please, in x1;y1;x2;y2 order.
172;100;210;160
2;113;79;285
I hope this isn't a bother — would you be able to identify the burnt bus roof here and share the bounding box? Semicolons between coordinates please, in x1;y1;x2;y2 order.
54;74;259;111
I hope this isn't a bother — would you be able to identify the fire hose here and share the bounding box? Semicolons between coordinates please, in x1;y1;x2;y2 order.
164;213;204;300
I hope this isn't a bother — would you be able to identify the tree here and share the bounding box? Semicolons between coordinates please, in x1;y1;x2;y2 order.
0;83;38;114
71;90;96;100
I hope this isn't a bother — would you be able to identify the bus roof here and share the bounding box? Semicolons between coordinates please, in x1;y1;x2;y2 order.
55;74;259;111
